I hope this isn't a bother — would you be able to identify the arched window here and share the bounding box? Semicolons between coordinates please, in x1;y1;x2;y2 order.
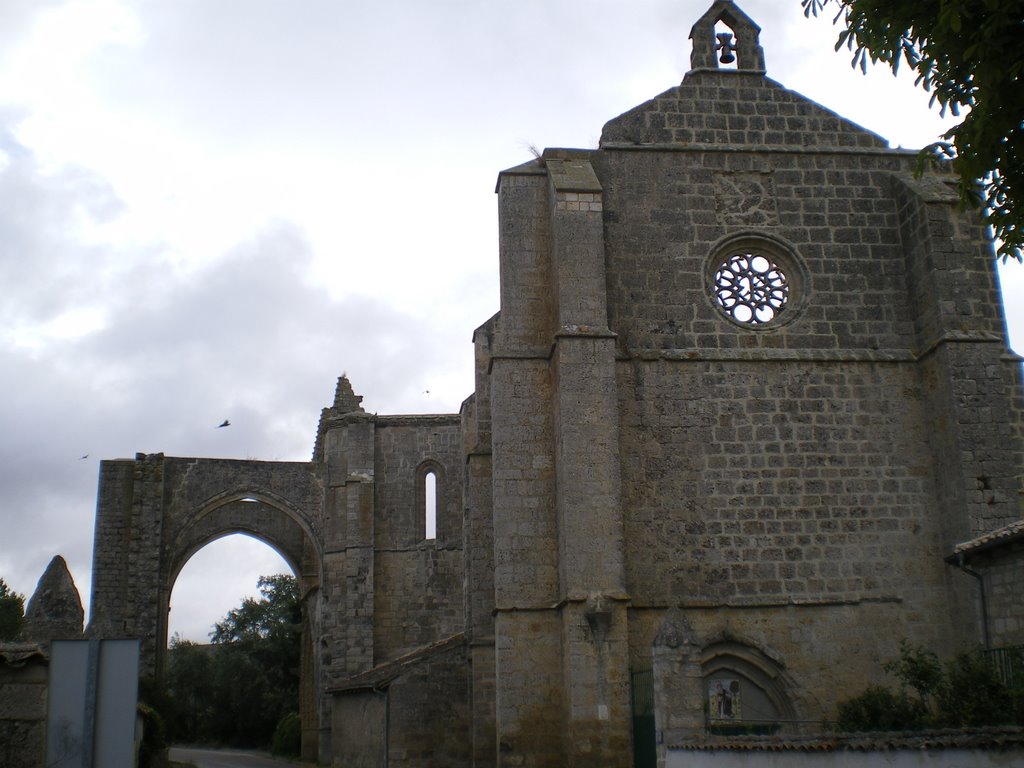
424;470;437;540
416;461;443;542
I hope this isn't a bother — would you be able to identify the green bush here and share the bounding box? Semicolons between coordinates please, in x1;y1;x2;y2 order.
836;684;925;731
271;712;302;757
938;651;1013;727
836;642;1023;732
164;574;300;749
137;702;169;768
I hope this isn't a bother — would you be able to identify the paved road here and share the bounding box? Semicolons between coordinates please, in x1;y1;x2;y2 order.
169;746;304;768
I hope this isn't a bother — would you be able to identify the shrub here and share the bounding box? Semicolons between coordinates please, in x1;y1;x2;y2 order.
836;685;925;732
271;712;302;757
937;651;1014;727
137;702;169;768
836;642;1024;732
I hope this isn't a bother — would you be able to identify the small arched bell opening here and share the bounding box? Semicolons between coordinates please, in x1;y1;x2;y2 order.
689;0;766;72
712;20;739;70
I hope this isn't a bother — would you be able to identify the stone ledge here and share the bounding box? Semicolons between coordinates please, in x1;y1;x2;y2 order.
625;347;916;363
600;142;915;157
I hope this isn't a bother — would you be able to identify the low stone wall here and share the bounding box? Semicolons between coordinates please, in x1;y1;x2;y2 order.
0;645;48;768
667;729;1024;768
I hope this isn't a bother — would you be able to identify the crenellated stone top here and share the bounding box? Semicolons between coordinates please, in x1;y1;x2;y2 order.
332;375;365;414
312;374;371;461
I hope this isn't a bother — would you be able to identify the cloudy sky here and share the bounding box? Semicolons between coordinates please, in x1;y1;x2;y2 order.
1;0;1021;643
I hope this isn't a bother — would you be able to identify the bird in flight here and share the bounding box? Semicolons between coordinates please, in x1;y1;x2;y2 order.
78;454;89;460
217;420;231;428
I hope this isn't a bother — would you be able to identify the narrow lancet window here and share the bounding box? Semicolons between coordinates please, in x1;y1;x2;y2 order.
424;470;437;540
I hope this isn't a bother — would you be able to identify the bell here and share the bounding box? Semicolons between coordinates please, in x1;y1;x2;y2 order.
716;32;736;64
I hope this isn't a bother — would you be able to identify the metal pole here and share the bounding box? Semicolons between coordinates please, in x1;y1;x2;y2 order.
81;639;100;768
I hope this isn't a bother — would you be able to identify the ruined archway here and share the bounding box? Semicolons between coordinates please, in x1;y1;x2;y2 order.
87;454;325;761
163;493;321;758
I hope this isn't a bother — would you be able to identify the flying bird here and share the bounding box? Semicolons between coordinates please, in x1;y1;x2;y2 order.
217;420;231;428
78;454;89;460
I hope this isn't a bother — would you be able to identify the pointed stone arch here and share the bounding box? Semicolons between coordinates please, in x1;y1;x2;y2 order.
87;453;326;762
700;635;799;728
166;490;321;593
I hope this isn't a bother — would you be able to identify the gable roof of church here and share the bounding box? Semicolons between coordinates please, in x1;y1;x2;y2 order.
601;0;886;150
599;72;889;150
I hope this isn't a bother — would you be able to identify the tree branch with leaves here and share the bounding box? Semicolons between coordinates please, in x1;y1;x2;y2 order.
0;578;25;640
804;0;1024;262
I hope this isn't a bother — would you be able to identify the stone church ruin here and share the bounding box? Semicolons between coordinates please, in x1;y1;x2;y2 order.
80;2;1024;766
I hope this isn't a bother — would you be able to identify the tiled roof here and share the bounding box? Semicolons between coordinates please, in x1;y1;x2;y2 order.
668;727;1024;752
950;520;1024;560
326;633;464;693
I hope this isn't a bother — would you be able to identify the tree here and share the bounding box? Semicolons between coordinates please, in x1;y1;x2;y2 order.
164;574;301;749
803;0;1024;262
211;573;301;649
0;578;25;640
164;636;216;744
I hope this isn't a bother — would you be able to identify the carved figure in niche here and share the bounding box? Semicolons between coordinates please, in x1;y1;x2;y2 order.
709;678;742;720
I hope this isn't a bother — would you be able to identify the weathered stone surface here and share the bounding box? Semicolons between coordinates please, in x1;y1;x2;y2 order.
0;646;48;768
22;556;83;642
83;2;1024;767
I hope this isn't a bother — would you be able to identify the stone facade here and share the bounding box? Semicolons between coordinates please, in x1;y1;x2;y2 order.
86;2;1024;766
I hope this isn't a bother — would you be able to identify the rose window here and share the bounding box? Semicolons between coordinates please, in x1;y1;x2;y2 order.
712;252;789;325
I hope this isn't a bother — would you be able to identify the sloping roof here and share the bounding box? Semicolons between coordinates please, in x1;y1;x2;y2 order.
326;633;464;693
949;520;1024;561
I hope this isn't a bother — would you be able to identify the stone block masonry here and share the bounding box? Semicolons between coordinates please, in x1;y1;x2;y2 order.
84;2;1024;766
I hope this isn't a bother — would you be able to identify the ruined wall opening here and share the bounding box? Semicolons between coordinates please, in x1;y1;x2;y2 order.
164;531;304;752
157;489;322;759
168;532;293;643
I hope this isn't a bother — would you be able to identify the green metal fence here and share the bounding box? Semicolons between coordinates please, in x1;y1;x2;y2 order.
985;644;1024;689
630;668;656;768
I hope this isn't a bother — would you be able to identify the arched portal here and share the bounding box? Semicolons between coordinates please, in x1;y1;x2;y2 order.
87;454;325;762
161;494;322;758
